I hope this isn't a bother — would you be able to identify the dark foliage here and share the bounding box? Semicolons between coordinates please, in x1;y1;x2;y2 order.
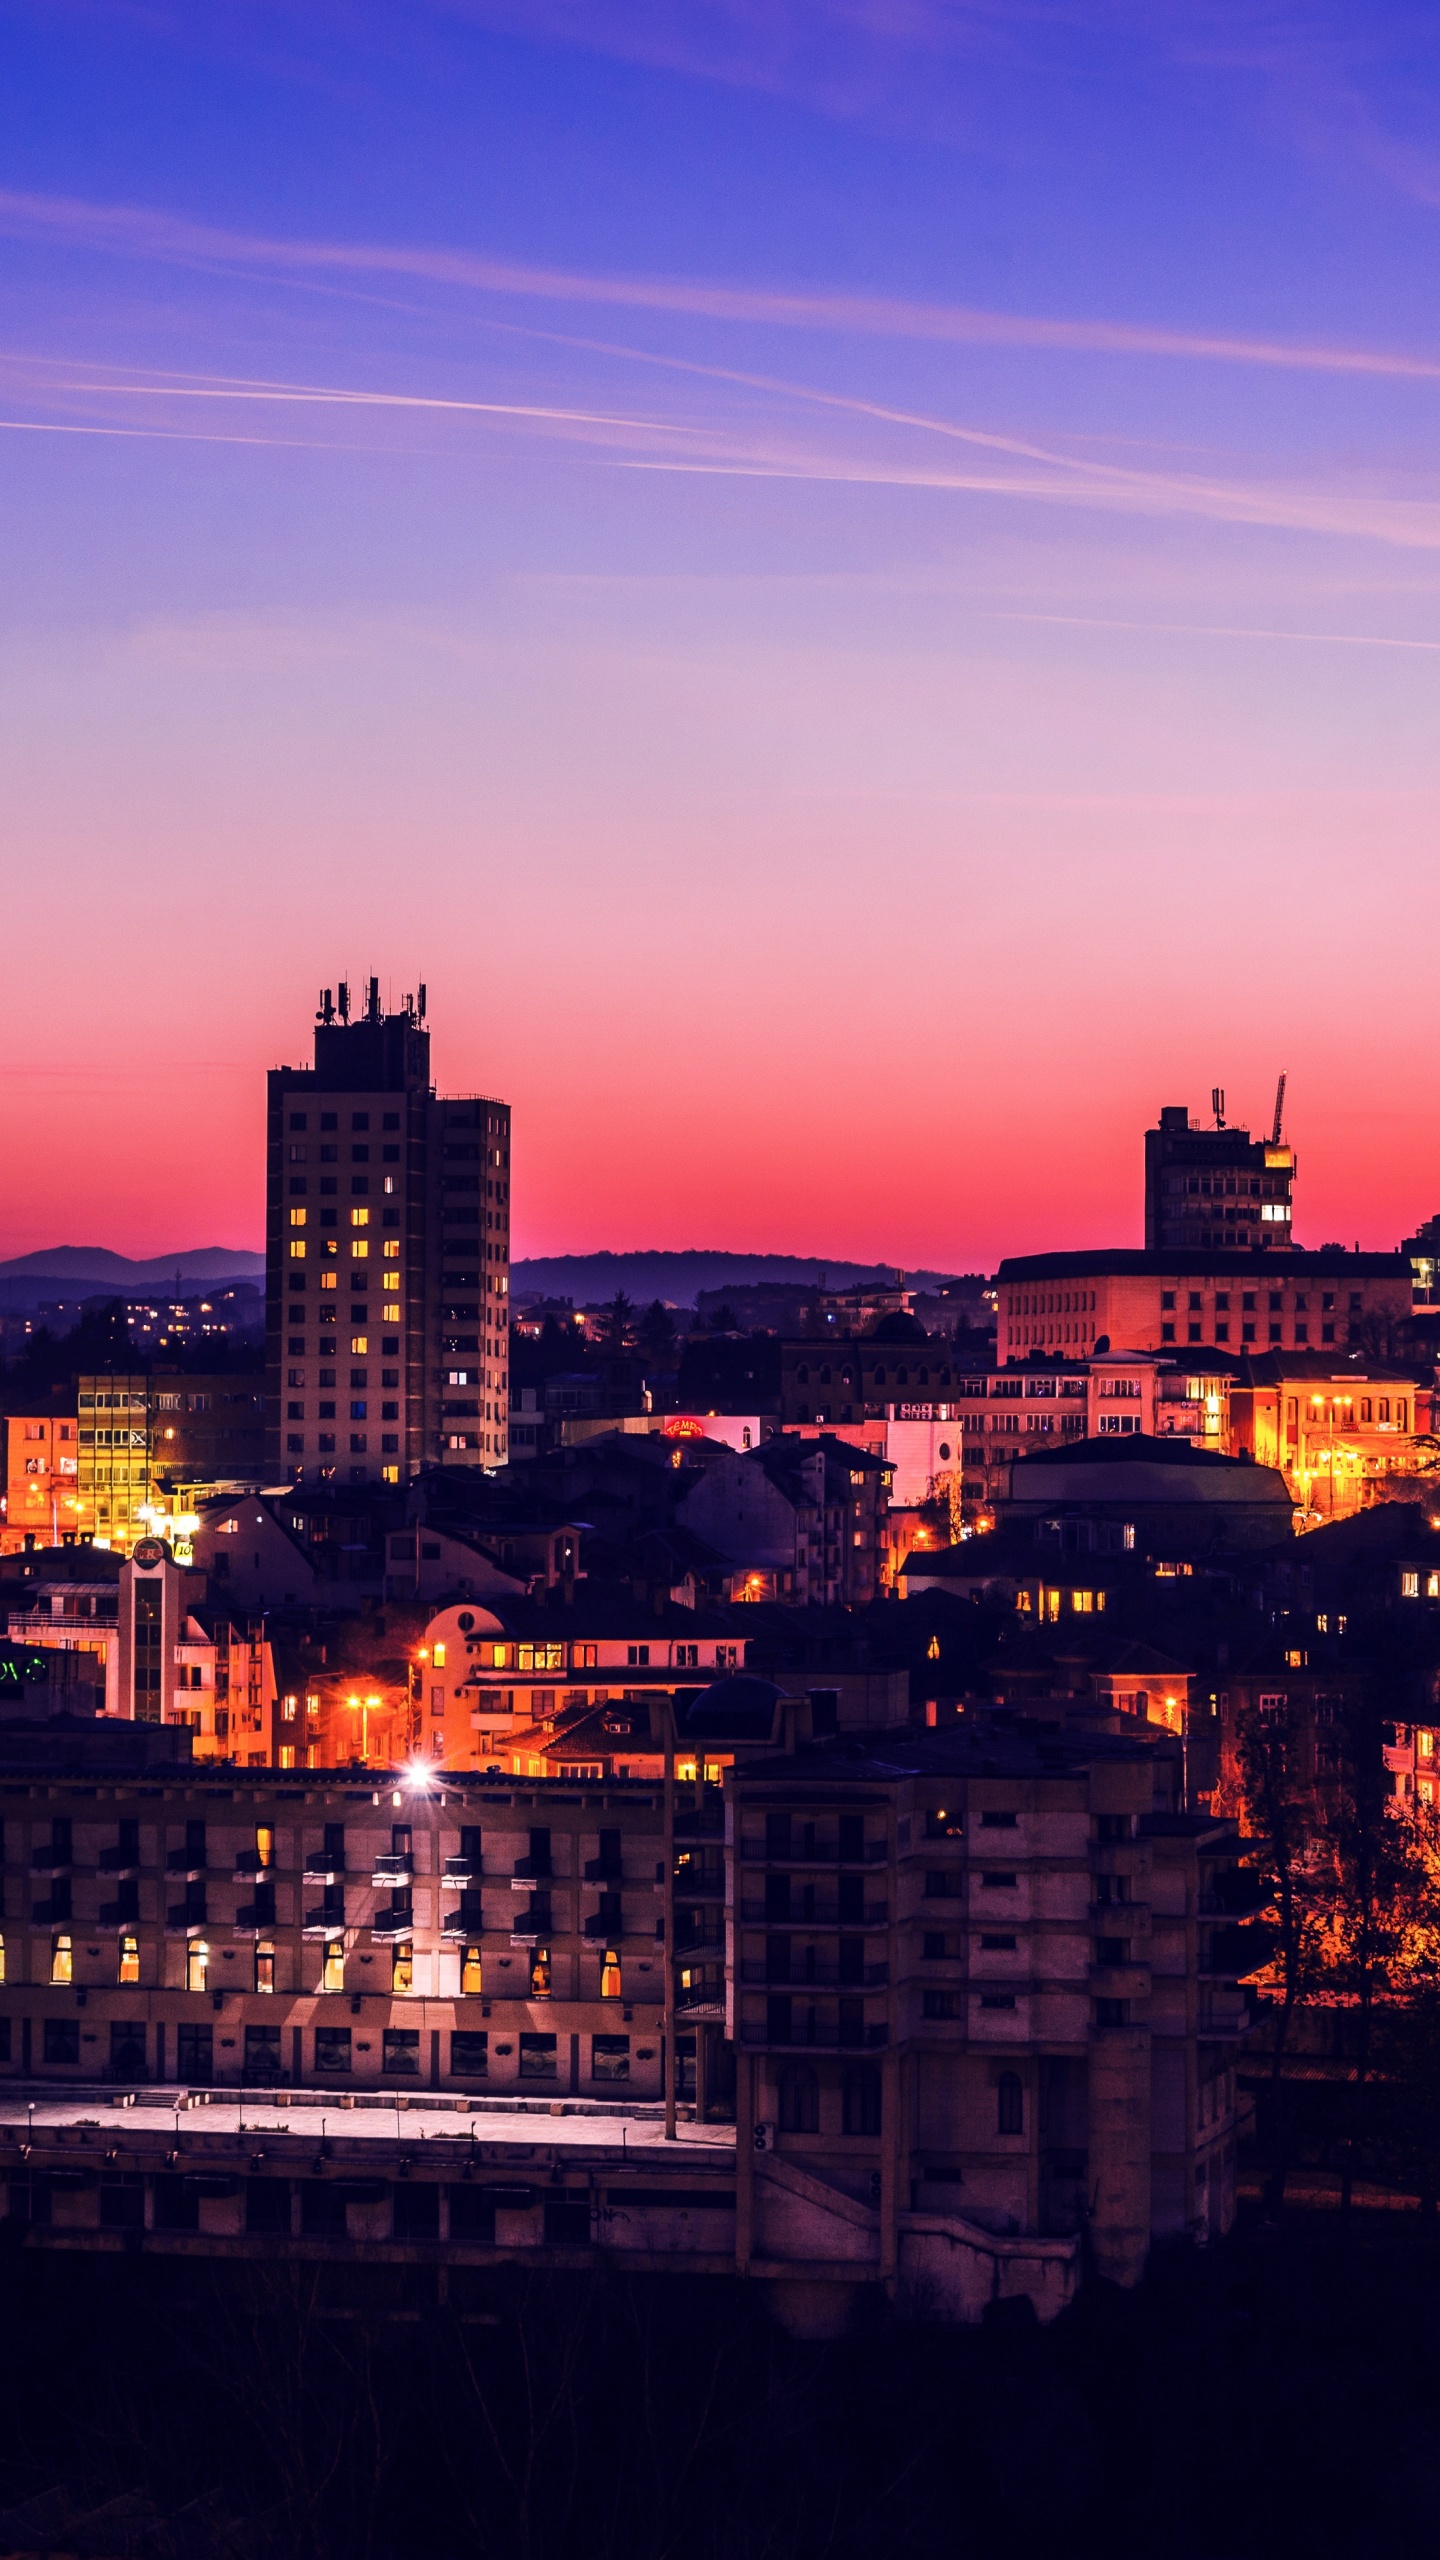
0;2234;1437;2559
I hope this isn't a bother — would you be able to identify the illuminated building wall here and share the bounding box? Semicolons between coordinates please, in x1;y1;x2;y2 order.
1229;1360;1434;1521
265;980;510;1489
2;1413;87;1555
996;1251;1412;1366
76;1375;151;1554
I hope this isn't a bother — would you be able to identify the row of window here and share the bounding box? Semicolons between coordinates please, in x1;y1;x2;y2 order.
287;1433;400;1454
286;1401;399;1421
1160;1320;1349;1347
22;1934;626;2000
287;1112;401;1133
1161;1288;1357;1313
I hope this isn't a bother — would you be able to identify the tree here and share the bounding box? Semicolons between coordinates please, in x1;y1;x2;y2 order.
1236;1701;1329;2220
637;1300;677;1363
599;1291;636;1353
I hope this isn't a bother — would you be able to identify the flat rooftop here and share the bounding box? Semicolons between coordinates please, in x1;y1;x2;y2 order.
0;2086;735;2166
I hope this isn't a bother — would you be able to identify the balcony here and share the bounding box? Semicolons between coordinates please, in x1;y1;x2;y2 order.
370;1899;414;1943
233;1851;274;1880
165;1852;206;1882
166;1901;208;1937
442;1893;485;1942
740;1899;887;1928
741;1959;888;1988
303;1860;345;1884
233;1896;277;1939
674;1921;725;1957
582;1856;624;1886
739;2021;888;2051
29;1848;72;1874
302;1905;346;1940
98;1897;140;1930
739;1837;886;1867
510;1855;552;1889
371;1855;413;1888
510;1896;551;1945
442;1856;479;1887
31;1896;72;1926
97;1847;139;1877
583;1896;623;1942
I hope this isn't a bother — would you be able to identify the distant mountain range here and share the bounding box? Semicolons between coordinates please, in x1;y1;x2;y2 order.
0;1248;264;1313
511;1251;971;1309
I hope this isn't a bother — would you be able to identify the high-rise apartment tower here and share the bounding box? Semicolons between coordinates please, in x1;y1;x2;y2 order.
265;981;510;1485
1144;1093;1294;1255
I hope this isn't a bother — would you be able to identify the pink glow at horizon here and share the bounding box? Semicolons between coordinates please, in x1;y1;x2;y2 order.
3;4;1440;1274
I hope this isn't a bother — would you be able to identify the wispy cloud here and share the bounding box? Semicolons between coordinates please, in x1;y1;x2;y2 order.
5;183;1440;384
12;349;1440;556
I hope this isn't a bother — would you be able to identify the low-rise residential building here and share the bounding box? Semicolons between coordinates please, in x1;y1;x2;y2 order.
1228;1354;1434;1521
677;1437;893;1606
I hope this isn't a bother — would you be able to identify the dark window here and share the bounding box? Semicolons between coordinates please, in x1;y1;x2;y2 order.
383;2030;421;2076
591;2035;630;2082
997;2071;1024;2134
979;1993;1016;2011
244;2025;282;2083
777;2064;819;2133
544;2193;590;2244
246;2179;291;2235
315;2027;352;2073
300;2181;347;2237
100;2175;145;2230
152;2176;199;2233
1096;1998;1129;2027
980;1933;1017;1951
393;2183;439;2240
451;2032;489;2076
922;1933;947;1960
979;1811;1017;1829
519;2033;557;2079
109;2021;147;2080
922;1989;957;2018
43;2020;79;2066
842;2063;882;2135
176;2024;212;2084
448;2185;497;2241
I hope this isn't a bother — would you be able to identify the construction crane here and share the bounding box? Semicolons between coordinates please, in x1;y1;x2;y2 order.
1271;1074;1286;1146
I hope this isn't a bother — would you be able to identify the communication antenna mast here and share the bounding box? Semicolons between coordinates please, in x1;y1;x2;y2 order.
1211;1086;1226;1128
1271;1073;1287;1146
337;981;351;1022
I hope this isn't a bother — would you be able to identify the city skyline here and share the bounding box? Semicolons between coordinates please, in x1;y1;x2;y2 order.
4;4;1440;1265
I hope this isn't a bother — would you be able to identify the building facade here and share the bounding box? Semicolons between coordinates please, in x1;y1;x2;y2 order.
1144;1100;1295;1254
2;1413;85;1556
995;1250;1412;1366
265;982;511;1488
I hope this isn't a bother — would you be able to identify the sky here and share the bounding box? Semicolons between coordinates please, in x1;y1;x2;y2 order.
3;0;1440;1271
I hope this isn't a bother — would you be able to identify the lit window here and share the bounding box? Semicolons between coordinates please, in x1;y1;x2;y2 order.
0;1932;6;1984
600;1947;622;1999
530;1945;552;1999
461;1944;483;1995
1421;1732;1435;1760
277;1746;296;1769
281;1696;298;1722
322;1943;344;1993
383;1240;400;1259
256;1941;276;1994
187;1940;209;1992
51;1933;73;1986
289;1208;306;1228
289;1240;306;1261
351;1239;369;1260
432;1643;446;1669
351;1208;369;1228
256;1826;274;1869
350;1335;368;1355
118;1933;139;1985
392;1942;413;1995
382;1272;400;1293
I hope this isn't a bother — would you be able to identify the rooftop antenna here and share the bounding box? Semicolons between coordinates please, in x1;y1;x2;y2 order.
1271;1072;1287;1146
1211;1086;1226;1128
366;975;381;1023
417;982;427;1021
318;987;335;1025
337;981;351;1023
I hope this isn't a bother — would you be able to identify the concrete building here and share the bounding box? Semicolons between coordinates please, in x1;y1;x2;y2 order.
676;1437;893;1606
999;1436;1297;1554
2;1410;84;1555
1144;1098;1295;1254
76;1374;150;1553
266;980;510;1489
995;1249;1411;1366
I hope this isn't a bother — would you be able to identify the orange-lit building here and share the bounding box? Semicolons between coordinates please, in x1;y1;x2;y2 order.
1228;1355;1434;1521
2;1412;87;1555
